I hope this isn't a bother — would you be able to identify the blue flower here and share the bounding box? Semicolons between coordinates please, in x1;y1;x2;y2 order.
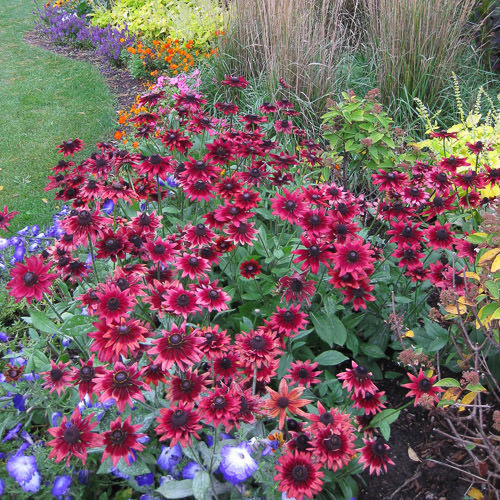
2;422;22;442
157;444;182;473
13;244;26;262
0;332;7;342
0;238;8;250
78;469;90;485
52;475;72;496
13;394;26;412
6;453;41;492
51;411;63;427
102;199;115;215
182;461;202;480
0;476;4;495
219;442;258;485
110;466;129;480
19;470;42;493
135;472;154;486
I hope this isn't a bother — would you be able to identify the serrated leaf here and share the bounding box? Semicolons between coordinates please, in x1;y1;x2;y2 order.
314;350;348;366
192;471;210;500
156;479;193;499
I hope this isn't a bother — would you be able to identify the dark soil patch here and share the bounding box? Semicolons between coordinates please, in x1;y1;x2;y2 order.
358;378;469;500
23;29;145;111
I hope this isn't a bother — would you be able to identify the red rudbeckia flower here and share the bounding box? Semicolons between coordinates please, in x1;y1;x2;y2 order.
57;138;84;157
47;409;102;466
358;438;395;475
313;426;356;471
166;369;208;403
155;402;202;447
235;327;281;369
7;255;56;304
336;362;378;397
239;259;262;278
72;355;107;399
285;360;322;388
401;369;444;407
278;271;316;306
221;75;249;88
268;304;308;337
102;416;146;466
0;205;18;231
331;238;374;279
41;360;73;395
292;235;332;275
274;451;324;500
95;284;134;324
198;386;240;430
425;221;456;250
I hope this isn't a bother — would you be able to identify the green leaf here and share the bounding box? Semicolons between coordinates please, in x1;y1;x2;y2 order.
379;422;391;441
434;378;461;388
26;308;59;334
359;343;386;359
314;350;348;366
370;408;400;429
192;471;210;500
156;479;193;499
311;312;347;348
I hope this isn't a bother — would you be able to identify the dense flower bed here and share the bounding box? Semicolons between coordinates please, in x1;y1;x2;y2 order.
1;69;499;498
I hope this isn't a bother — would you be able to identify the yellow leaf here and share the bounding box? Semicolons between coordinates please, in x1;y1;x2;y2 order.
465;272;480;281
458;391;478;412
441;387;461;407
444;302;467;315
402;330;414;338
0;186;3;191
492;254;500;273
479;248;500;265
42;198;48;204
467;486;484;499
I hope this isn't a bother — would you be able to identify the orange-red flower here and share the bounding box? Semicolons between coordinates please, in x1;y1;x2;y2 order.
264;378;312;429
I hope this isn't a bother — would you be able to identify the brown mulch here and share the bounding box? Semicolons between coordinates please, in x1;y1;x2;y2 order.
24;28;145;112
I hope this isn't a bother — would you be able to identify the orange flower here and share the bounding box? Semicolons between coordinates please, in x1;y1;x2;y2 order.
114;130;123;141
132;141;139;148
263;378;311;429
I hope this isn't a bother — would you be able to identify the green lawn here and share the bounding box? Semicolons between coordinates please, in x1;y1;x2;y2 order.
0;0;116;231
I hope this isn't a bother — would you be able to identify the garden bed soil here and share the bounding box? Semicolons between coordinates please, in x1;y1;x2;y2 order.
21;26;481;500
24;29;145;112
358;378;469;500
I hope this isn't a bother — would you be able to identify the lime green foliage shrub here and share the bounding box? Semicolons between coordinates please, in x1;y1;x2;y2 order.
89;0;223;49
415;77;500;198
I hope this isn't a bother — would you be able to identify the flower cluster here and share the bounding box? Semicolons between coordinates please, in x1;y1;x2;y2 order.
126;37;216;78
5;70;498;497
35;4;135;64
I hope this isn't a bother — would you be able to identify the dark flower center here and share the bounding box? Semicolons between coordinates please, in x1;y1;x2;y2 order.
58;256;69;267
117;325;130;335
337;203;348;215
105;238;120;251
404;249;415;259
250;335;265;350
281;120;289;128
208;290;219;300
282;311;295;323
224;182;234;191
220;357;232;369
277;396;289;408
80;366;94;381
372;439;387;456
353;365;369;379
116;278;129;291
308;245;320;257
287;418;298;431
236;223;249;234
213;396;226;409
171;409;189;427
346;250;359;263
309;214;321;226
436;172;447;183
194;161;207;171
194;180;206;191
297;367;309;379
418;378;432;391
387;172;396;181
107;297;120;311
290;279;304;292
319;412;334;425
77;210;92;226
180;380;192;391
153;244;165;254
324;435;342;451
291;464;309;482
23;272;38;286
63;425;81;444
433;197;444;207
409;187;420;197
285;200;296;211
110;429;127;445
229;206;240;215
295;434;310;451
401;226;413;238
195;223;206;236
176;294;190;307
139;213;151;226
63;233;73;242
336;224;347;235
113;371;130;385
169;334;183;346
353;288;365;298
188;257;199;267
51;368;63;382
249;168;261;178
246;264;254;272
150;155;162;165
436;229;448;240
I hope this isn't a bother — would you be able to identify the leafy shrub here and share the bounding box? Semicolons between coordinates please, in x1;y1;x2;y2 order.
90;0;224;49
